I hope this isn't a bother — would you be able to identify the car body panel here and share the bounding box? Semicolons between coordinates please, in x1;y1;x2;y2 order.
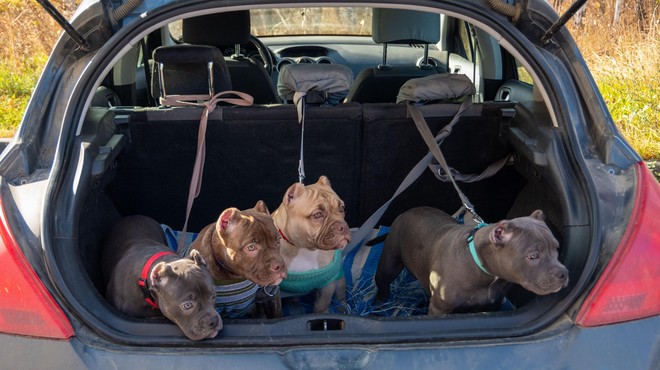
1;316;658;369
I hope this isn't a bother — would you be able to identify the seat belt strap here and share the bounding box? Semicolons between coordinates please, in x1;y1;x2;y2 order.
407;100;483;223
343;99;472;256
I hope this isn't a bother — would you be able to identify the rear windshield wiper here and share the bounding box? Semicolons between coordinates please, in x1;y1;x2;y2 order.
541;0;588;44
487;0;589;45
36;0;146;51
35;0;89;51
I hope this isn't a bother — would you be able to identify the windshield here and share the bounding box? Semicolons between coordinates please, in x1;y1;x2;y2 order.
168;7;372;40
250;7;371;36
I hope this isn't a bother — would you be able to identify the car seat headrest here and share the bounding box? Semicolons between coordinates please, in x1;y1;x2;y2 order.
151;45;232;104
182;11;251;46
277;63;354;122
372;8;440;45
396;73;475;104
277;63;354;103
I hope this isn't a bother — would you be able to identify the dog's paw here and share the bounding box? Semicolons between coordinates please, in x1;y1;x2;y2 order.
334;301;350;315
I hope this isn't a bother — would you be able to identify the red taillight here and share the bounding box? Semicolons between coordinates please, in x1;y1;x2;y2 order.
576;162;660;326
0;197;73;339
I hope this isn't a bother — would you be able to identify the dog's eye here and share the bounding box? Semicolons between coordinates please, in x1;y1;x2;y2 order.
182;301;194;310
339;205;345;213
527;252;539;260
313;211;323;219
246;244;257;251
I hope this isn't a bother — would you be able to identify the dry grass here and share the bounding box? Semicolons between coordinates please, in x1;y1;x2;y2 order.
568;3;660;160
0;0;78;137
0;1;657;160
0;1;76;66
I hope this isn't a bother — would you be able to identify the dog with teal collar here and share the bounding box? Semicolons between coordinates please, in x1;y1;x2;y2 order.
374;207;569;315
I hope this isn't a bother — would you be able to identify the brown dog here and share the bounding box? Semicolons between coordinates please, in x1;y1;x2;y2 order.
187;201;287;318
273;176;352;313
374;207;569;315
102;215;222;341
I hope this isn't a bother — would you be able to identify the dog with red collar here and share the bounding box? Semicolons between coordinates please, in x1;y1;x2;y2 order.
102;215;221;341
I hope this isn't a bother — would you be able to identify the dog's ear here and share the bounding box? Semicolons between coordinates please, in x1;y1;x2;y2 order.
253;200;270;215
189;249;208;268
317;175;331;187
284;182;305;205
150;262;172;291
530;209;545;221
490;221;513;247
217;207;241;234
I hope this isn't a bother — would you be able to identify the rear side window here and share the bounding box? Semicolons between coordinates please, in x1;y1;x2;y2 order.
516;59;534;85
451;20;482;100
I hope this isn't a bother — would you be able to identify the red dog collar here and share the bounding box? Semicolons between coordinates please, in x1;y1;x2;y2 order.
138;251;176;309
278;228;294;246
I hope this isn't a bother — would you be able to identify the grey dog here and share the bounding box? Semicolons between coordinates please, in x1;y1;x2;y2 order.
374;207;569;315
103;215;222;340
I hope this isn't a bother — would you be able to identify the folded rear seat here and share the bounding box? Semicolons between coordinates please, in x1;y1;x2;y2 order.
108;63;362;231
358;74;523;226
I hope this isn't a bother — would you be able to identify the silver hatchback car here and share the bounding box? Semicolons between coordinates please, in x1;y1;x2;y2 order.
0;0;658;369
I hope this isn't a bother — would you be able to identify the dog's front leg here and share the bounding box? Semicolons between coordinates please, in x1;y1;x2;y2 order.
314;282;337;313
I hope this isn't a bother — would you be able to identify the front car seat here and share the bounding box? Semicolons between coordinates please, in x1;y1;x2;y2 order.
345;8;447;103
151;44;232;105
182;11;280;104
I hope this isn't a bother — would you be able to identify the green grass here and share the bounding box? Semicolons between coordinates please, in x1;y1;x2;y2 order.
597;75;660;160
579;26;660;163
1;54;656;161
0;57;46;137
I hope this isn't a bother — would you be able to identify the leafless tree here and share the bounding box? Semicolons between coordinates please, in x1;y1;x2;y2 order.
574;4;586;28
552;0;563;11
613;0;623;26
635;0;658;33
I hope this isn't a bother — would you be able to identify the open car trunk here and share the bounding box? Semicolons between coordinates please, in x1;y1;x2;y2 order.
57;91;587;345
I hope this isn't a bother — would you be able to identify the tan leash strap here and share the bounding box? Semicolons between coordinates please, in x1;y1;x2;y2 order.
175;91;254;253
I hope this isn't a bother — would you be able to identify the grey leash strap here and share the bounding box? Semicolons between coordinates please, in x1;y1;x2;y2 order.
407;99;484;224
343;150;436;256
293;91;307;183
343;99;473;256
429;153;515;183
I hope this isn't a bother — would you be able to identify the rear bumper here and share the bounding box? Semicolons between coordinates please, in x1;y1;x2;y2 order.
1;315;657;369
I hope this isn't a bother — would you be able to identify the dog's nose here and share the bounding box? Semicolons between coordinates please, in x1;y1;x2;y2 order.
333;222;346;232
209;315;220;328
552;266;569;282
271;261;283;272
